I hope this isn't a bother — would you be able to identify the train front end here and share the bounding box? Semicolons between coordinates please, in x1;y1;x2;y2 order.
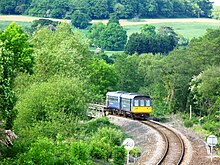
132;96;152;117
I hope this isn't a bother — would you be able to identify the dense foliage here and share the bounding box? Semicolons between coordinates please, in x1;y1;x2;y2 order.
0;23;34;129
113;27;220;138
100;23;127;51
0;0;213;19
212;6;220;19
0;22;129;164
71;10;91;29
87;21;127;51
125;25;179;55
1;12;220;162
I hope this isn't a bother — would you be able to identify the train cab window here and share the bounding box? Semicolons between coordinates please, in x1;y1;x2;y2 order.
146;100;151;106
134;100;139;106
140;100;145;106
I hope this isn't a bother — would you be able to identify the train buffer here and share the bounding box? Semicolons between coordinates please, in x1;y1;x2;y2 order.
87;103;106;118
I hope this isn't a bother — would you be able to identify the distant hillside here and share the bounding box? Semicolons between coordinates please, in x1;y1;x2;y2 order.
0;0;213;19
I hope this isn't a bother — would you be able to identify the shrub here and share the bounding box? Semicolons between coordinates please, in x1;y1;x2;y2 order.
202;121;220;133
70;141;90;163
14;77;88;129
183;120;193;128
31;19;58;31
130;147;141;158
93;127;124;146
82;117;120;136
25;137;55;164
112;146;126;165
90;140;112;161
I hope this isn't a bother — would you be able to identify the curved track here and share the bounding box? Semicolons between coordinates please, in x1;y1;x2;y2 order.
87;104;185;164
141;120;185;165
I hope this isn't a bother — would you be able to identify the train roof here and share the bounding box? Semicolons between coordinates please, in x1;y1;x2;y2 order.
121;93;140;99
121;93;151;99
106;91;127;97
107;91;151;99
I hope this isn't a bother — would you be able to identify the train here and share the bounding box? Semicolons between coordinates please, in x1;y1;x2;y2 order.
105;91;152;119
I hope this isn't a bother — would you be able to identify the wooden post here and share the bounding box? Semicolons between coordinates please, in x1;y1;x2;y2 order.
190;105;192;120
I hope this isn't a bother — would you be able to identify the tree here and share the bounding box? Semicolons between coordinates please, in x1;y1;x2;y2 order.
157;0;174;17
71;10;90;29
125;33;149;55
31;23;91;80
0;23;34;129
108;13;120;25
155;26;179;54
31;19;58;32
190;67;220;116
87;22;106;47
140;24;156;36
100;23;127;51
187;28;220;69
113;3;125;18
114;53;144;92
87;59;117;96
0;0;16;14
89;0;111;19
14;77;88;130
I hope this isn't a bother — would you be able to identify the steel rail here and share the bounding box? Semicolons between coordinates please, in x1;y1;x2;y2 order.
141;120;185;165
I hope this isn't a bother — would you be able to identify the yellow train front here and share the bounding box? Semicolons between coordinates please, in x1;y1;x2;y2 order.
106;91;152;119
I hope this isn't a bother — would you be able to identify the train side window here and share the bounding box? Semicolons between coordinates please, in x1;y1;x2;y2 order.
109;96;118;102
134;100;139;106
140;100;144;106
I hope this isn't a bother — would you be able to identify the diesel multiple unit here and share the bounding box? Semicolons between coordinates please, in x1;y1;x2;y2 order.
105;91;152;119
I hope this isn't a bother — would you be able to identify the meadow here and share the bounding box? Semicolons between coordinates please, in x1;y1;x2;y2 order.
1;16;220;40
0;21;32;31
125;22;220;39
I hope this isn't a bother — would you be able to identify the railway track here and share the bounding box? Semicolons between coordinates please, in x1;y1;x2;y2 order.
141;120;185;165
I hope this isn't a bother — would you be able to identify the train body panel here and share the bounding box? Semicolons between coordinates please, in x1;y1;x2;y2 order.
133;106;152;113
121;98;132;111
106;91;125;109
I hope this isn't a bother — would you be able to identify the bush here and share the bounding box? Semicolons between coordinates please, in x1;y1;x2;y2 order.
183;120;193;128
70;141;90;163
130;147;141;158
24;137;55;164
112;146;126;165
82;117;121;136
90;140;112;161
14;77;88;129
31;19;58;31
202;122;220;133
93;127;124;146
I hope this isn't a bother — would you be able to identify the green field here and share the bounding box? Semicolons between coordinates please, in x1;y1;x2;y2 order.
0;21;31;31
124;22;220;39
1;19;220;40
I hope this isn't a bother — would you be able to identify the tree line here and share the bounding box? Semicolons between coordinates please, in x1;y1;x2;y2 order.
0;0;213;19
